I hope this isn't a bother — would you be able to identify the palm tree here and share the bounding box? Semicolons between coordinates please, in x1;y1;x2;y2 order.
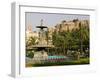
79;21;89;57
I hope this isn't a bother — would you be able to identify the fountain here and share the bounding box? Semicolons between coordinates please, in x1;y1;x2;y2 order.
33;19;54;63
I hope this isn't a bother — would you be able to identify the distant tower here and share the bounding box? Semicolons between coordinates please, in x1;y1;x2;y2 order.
26;24;33;39
27;24;33;33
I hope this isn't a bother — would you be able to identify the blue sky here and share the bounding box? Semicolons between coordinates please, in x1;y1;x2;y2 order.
26;12;89;31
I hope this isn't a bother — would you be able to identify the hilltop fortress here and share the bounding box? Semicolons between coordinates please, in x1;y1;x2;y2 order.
48;19;89;33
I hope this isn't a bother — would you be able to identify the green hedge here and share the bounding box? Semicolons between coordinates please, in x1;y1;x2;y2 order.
32;58;89;67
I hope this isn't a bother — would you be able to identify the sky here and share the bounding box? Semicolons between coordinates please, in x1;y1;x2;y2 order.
25;12;89;31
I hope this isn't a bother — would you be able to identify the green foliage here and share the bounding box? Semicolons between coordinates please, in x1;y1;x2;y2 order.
32;58;89;67
26;50;34;58
52;21;89;57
